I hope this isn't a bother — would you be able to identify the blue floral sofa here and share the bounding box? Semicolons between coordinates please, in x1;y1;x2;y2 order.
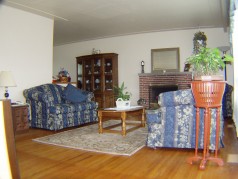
23;84;98;130
146;89;224;150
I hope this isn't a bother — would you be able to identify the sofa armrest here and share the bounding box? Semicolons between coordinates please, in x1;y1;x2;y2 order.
222;83;233;118
85;91;95;102
23;89;55;106
158;89;194;107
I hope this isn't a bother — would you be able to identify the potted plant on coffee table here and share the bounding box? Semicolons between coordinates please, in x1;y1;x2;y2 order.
113;82;132;108
186;47;233;81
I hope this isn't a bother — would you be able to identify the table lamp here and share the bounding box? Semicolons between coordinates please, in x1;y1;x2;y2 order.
0;71;17;99
217;46;230;81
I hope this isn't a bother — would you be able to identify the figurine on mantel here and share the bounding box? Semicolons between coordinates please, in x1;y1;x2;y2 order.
141;61;145;73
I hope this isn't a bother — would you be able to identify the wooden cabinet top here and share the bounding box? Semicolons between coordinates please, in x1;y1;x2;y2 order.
76;53;118;59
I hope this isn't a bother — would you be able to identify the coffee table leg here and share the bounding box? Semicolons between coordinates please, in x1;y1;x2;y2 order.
98;111;103;134
121;112;126;136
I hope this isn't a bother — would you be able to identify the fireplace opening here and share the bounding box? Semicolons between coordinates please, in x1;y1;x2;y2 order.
149;84;178;109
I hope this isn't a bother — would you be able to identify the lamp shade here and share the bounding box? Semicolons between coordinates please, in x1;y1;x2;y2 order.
0;71;17;87
217;46;230;53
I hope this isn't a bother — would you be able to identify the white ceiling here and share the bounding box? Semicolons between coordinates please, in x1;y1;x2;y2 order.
4;0;230;46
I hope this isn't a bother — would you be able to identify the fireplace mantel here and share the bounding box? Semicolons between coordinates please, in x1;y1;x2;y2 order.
139;72;192;108
138;72;192;76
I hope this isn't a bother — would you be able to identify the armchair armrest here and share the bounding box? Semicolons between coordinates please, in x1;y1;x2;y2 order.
146;109;161;124
158;89;194;107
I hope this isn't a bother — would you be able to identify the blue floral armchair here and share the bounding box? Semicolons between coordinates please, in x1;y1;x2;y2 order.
146;89;224;150
23;84;98;130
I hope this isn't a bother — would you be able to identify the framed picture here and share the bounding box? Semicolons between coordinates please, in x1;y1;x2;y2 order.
151;48;180;73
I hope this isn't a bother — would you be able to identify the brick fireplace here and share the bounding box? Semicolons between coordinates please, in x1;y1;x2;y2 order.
139;72;192;108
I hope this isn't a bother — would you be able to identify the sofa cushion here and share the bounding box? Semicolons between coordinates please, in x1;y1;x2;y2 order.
62;84;87;103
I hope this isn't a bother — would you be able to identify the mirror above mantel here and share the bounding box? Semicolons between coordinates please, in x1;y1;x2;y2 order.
151;47;180;73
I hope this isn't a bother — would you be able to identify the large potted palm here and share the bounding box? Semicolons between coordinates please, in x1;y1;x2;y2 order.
186;47;233;80
113;82;132;108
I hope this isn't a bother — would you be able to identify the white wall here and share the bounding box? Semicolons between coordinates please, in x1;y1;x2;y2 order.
54;28;231;105
0;5;54;102
232;8;238;136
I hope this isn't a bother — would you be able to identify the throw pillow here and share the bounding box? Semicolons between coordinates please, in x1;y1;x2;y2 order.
62;84;87;103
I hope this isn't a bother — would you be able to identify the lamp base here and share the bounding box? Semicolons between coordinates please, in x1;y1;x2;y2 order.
141;66;144;73
4;92;9;99
4;87;9;99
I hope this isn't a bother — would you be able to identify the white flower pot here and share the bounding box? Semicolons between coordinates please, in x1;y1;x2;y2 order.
116;98;130;108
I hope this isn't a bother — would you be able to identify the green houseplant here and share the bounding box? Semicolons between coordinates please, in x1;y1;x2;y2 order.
186;47;233;80
113;82;131;108
113;82;131;100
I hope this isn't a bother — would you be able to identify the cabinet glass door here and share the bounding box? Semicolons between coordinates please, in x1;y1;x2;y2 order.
93;58;102;91
85;60;92;91
77;62;83;88
104;58;113;90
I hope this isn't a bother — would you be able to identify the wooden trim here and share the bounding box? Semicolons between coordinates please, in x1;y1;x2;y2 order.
2;100;20;179
52;81;77;84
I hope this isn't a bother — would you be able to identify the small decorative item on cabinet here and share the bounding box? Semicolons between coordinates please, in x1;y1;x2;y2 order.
92;48;101;54
97;60;101;66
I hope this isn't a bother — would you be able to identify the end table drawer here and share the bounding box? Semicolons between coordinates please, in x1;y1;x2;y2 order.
12;104;29;134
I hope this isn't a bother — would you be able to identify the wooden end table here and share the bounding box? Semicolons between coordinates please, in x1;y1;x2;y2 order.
11;104;29;135
97;106;145;136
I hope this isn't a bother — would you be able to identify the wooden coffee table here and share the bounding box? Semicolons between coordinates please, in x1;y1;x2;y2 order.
98;106;145;136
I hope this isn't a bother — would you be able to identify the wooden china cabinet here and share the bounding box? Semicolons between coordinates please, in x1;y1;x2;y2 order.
76;53;118;108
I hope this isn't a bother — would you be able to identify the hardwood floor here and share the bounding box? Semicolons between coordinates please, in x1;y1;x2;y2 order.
15;119;238;179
